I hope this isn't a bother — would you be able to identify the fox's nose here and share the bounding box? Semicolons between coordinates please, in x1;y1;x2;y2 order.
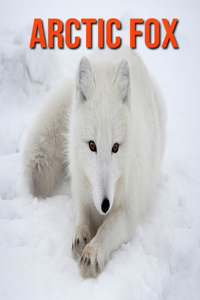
101;198;110;214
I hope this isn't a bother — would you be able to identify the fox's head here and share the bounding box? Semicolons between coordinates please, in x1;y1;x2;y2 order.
69;56;131;215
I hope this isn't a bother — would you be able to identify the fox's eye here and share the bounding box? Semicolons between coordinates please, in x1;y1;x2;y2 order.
112;143;119;153
89;141;97;152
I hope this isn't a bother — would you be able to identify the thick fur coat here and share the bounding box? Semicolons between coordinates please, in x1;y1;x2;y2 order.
24;47;166;277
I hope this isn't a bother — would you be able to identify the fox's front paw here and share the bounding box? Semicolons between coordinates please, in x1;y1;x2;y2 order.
72;225;91;260
79;242;105;278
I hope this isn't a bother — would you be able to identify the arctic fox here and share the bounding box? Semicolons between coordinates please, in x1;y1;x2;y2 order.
24;47;166;278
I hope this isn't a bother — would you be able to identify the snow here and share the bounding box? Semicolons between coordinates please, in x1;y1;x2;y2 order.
0;0;200;299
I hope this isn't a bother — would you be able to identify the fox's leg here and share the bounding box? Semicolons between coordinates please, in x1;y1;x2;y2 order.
79;209;132;278
72;184;94;260
72;205;92;261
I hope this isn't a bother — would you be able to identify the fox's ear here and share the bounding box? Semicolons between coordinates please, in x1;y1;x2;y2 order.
76;57;95;101
113;59;130;104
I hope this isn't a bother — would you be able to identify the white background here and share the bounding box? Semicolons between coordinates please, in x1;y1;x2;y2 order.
0;1;200;299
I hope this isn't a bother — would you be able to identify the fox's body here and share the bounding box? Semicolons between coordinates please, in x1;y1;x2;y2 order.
24;47;166;277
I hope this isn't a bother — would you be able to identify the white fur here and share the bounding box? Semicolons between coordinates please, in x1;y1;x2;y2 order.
24;46;166;278
23;79;73;198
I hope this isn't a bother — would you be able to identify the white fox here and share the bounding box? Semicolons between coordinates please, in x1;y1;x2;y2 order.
24;47;166;278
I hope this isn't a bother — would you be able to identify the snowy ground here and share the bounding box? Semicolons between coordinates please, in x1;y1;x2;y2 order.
0;0;200;299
